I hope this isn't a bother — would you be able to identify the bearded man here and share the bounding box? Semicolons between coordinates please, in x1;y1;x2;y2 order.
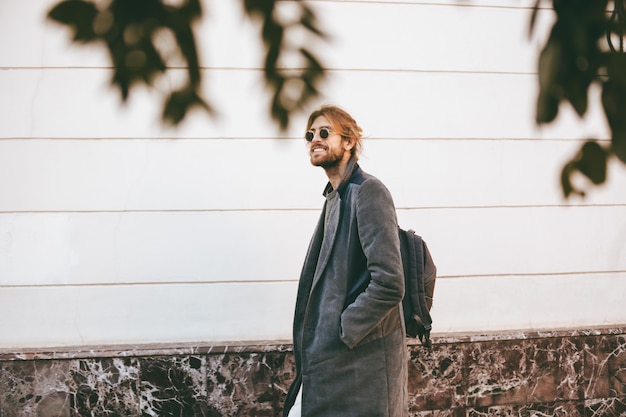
283;105;408;417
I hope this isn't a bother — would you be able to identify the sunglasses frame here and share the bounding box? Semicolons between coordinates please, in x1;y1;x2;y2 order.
305;127;333;142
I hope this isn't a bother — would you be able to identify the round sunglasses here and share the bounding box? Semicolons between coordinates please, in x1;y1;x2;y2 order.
305;127;334;142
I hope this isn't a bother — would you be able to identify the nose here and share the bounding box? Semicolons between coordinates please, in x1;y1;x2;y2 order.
311;132;323;143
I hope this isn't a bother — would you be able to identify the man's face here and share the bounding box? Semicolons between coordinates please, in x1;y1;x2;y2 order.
307;116;349;168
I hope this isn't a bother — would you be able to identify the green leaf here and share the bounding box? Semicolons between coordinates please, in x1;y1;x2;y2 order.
536;32;564;124
300;6;327;39
536;92;559;124
577;141;608;185
163;88;211;125
613;132;626;163
602;80;626;162
606;54;626;83
179;0;202;21
243;0;275;16
300;48;324;73
48;0;98;42
111;66;132;100
529;0;542;38
564;75;589;117
560;162;581;198
560;140;608;198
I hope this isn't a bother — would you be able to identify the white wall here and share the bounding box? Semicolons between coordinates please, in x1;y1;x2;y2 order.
1;0;625;349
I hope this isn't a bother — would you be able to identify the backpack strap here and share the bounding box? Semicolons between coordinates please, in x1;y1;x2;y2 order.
403;228;422;328
407;229;433;346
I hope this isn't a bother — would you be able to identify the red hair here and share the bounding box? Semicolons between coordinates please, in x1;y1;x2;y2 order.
306;105;363;159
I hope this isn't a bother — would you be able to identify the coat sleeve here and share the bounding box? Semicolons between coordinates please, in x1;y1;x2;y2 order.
339;178;405;349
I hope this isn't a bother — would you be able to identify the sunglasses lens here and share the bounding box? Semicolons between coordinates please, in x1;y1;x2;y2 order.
320;128;329;139
305;131;314;141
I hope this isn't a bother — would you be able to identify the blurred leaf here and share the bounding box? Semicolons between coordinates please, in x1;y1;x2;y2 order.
529;0;542;38
537;92;559;124
163;87;211;125
242;0;326;131
560;162;579;198
166;17;201;85
537;0;606;125
602;79;626;162
536;33;563;123
301;48;324;75
564;71;589;116
48;0;98;42
607;0;626;52
534;0;626;199
243;0;274;17
268;72;290;129
48;0;327;129
560;140;608;197
263;26;283;70
606;53;626;80
48;0;209;126
178;0;202;21
577;141;608;184
301;5;327;39
614;132;626;163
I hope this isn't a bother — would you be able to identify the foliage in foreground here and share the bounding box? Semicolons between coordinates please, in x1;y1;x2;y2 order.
47;0;326;129
48;0;626;198
533;0;626;197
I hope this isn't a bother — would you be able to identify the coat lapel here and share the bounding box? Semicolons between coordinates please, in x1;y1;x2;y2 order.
310;191;341;291
305;157;358;294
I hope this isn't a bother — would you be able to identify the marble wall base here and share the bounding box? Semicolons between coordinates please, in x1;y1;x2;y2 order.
1;327;625;416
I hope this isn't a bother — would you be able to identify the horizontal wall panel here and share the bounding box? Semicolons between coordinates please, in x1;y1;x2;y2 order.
309;1;551;74
0;211;317;286
343;139;626;208
0;271;624;349
321;71;609;141
1;0;550;75
0;68;298;139
1;206;624;285
2;138;626;212
0;138;323;212
0;69;609;141
398;205;626;278
430;271;626;334
0;281;299;348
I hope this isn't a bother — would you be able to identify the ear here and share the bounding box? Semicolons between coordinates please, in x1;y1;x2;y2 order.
344;137;356;150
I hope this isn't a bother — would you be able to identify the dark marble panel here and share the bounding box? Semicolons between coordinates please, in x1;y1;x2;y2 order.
464;337;592;408
71;357;140;417
138;355;207;417
410;408;466;417
408;343;467;412
2;328;625;417
526;337;586;403
0;342;294;361
267;351;295;416
584;397;626;416
431;410;466;417
0;359;71;417
468;401;585;416
206;352;279;416
606;335;626;399
464;340;531;408
582;335;612;400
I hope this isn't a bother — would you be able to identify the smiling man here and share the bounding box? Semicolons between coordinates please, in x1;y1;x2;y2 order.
283;105;408;417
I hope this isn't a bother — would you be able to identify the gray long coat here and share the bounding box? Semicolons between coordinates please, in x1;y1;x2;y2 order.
284;160;408;417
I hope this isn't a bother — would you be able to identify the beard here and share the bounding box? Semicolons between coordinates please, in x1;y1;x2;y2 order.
310;145;345;169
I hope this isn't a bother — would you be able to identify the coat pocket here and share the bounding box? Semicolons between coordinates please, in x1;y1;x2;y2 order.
340;306;402;349
340;316;384;349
